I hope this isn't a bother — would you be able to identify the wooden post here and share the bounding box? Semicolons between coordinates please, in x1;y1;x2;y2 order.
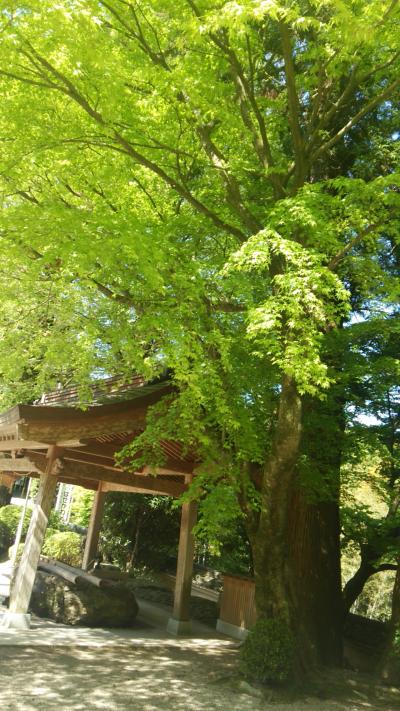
82;483;106;571
3;447;59;628
167;485;197;635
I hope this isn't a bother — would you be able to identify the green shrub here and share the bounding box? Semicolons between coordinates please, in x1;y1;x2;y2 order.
240;616;295;684
48;511;68;532
8;542;24;563
0;505;32;539
42;531;83;566
0;520;12;555
44;527;58;541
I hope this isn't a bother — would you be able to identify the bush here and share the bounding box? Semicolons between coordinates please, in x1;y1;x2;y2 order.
44;527;58;540
0;520;12;555
8;542;24;563
240;616;295;684
0;505;33;539
48;511;68;532
6;527;67;565
42;532;83;567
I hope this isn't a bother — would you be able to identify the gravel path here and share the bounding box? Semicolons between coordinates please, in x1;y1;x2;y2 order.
0;643;399;711
1;562;399;710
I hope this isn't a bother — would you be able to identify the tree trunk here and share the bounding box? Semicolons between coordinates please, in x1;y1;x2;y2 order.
250;376;302;619
247;380;344;675
342;552;377;615
127;506;144;571
377;560;400;683
248;375;311;677
287;392;345;667
287;494;343;667
0;485;11;507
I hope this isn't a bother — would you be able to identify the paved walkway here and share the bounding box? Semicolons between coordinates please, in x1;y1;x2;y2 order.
0;558;12;601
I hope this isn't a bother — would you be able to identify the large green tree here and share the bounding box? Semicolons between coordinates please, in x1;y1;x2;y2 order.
0;0;399;675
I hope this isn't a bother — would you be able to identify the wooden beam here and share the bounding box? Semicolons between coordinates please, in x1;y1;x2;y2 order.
10;470;99;491
63;450;192;476
100;481;179;496
63;450;121;470
72;446;195;476
0;440;49;452
0;457;40;473
28;453;186;498
141;464;192;477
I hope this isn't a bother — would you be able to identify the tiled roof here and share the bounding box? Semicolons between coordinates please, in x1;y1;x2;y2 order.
37;374;169;407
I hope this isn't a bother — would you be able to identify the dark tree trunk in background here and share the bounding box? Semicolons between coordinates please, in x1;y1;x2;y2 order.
287;493;343;667
127;506;145;571
288;393;345;666
0;485;11;507
378;560;400;683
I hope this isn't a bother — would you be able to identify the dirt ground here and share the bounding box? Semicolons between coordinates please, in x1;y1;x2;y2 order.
0;643;400;711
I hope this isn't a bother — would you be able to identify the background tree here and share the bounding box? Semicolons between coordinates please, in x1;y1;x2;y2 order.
341;319;400;614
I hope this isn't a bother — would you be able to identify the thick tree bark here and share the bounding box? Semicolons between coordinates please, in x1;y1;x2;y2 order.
247;382;344;674
287;495;343;667
287;393;345;667
250;375;302;622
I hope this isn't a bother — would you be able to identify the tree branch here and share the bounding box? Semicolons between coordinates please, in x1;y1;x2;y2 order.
204;296;246;313
196;122;262;233
186;1;283;198
280;23;306;187
112;129;247;241
312;78;400;161
328;218;391;270
100;0;170;70
9;43;247;242
90;278;137;307
309;51;400;151
376;563;398;573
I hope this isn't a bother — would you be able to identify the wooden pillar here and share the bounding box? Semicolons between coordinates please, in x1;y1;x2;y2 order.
3;447;59;628
167;487;197;635
82;483;106;571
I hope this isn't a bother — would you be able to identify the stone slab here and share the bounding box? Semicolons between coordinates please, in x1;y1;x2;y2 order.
1;611;31;629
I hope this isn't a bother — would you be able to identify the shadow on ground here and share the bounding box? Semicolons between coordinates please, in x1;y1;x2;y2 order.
0;644;399;711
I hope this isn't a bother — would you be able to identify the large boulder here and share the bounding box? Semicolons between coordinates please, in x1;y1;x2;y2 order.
30;571;139;627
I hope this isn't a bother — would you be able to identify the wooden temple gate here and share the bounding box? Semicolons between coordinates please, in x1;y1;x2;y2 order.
0;379;197;633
